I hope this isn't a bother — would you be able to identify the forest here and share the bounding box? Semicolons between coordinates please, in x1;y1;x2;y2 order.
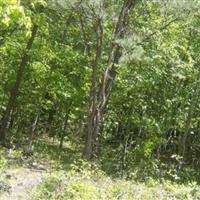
1;0;200;199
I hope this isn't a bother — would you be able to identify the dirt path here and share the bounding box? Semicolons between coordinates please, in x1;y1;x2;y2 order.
0;167;48;200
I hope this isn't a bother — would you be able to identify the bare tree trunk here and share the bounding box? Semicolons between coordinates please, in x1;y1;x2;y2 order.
84;0;137;159
84;15;103;159
79;12;91;57
0;24;38;145
28;111;40;152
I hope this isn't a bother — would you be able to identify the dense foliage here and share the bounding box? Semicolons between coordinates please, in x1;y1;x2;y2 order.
1;0;200;184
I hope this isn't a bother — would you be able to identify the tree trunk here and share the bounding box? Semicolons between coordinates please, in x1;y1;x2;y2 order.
59;107;71;149
84;0;137;159
8;105;17;129
84;15;103;159
180;72;200;162
28;111;40;152
0;24;38;145
79;12;91;57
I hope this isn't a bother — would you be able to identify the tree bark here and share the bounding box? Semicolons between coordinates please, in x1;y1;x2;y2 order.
84;15;103;159
0;24;38;145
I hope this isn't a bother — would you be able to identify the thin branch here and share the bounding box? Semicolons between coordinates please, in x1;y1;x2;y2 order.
138;18;178;46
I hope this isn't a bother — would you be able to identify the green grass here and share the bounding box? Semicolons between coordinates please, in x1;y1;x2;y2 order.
1;141;200;200
33;168;200;200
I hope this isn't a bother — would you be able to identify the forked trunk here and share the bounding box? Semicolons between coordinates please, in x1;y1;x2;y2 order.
84;0;137;159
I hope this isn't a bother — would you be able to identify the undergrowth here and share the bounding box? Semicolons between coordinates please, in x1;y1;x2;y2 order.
33;164;200;200
1;140;200;200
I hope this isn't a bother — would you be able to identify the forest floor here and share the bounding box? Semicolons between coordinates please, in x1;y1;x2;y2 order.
0;167;47;200
0;141;200;200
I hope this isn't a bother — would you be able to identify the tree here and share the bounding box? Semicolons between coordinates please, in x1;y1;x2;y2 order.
0;22;38;145
85;0;137;159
